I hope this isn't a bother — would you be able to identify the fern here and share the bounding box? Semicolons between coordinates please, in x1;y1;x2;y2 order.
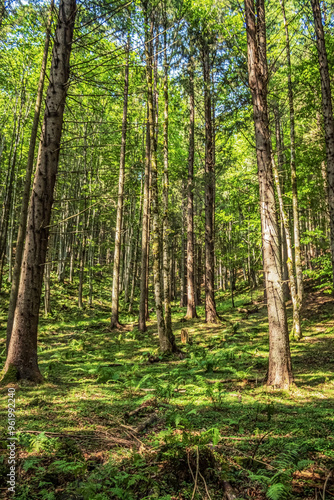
266;483;290;500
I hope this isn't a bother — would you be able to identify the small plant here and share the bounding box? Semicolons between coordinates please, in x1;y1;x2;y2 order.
17;432;59;454
248;444;314;500
206;381;225;408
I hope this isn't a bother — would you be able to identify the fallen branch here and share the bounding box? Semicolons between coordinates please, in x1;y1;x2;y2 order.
135;412;158;434
125;404;155;419
206;377;260;385
20;429;134;447
237;307;259;315
324;469;333;500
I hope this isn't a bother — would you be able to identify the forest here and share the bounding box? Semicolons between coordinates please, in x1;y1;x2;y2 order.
0;0;334;498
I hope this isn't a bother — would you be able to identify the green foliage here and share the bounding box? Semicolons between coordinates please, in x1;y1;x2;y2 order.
17;432;59;454
248;444;315;500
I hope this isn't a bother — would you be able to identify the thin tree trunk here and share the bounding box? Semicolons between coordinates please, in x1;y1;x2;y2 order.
6;1;53;349
180;188;187;307
201;40;219;323
111;32;130;328
3;0;76;383
310;0;334;288
143;6;175;352
279;0;303;308
162;16;174;339
7;168;17;284
272;156;302;340
138;112;151;332
274;106;290;300
186;51;198;319
44;238;52;317
0;95;25;292
244;0;293;389
196;242;202;305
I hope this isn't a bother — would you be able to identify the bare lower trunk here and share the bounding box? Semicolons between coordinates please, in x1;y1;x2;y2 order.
185;52;197;319
78;238;85;309
311;0;334;289
272;156;301;340
196;243;202;305
144;7;175;352
245;0;293;389
162;19;174;341
279;0;303;307
44;247;51;317
180;188;187;308
201;40;219;323
6;0;53;350
3;0;76;383
138;112;150;332
111;33;130;328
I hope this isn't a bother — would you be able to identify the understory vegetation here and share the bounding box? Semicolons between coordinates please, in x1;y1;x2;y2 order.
1;276;334;499
2;0;334;498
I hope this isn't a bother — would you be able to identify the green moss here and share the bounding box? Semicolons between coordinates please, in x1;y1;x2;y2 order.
0;363;19;386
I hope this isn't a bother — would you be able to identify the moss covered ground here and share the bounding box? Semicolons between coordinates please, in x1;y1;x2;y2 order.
0;278;334;499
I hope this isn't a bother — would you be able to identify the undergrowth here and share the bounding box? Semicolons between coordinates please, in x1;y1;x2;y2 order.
0;273;334;499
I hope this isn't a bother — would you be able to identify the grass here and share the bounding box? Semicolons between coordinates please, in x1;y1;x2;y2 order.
0;275;334;499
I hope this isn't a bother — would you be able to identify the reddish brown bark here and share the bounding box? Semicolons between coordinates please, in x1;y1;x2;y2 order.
245;0;293;389
3;0;77;383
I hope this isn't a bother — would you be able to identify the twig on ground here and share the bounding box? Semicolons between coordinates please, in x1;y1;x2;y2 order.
125;405;154;418
191;446;200;500
198;469;212;500
20;429;135;447
251;430;272;459
323;469;333;500
135;412;158;434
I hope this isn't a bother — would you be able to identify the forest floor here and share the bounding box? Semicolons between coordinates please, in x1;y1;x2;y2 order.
0;280;334;500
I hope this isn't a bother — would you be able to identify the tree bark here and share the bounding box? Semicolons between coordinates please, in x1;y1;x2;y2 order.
111;32;130;328
138;109;151;332
6;1;53;350
272;155;301;340
3;0;77;383
279;0;303;308
185;51;198;319
180;184;187;308
143;4;175;353
201;40;219;323
310;0;334;288
244;0;293;389
162;16;174;339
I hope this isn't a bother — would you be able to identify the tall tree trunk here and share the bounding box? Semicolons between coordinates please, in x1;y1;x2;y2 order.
244;0;293;389
196;242;202;305
279;0;303;308
274;106;290;301
111;32;130;328
272;156;301;340
162;16;174;340
185;51;198;319
0;94;26;292
143;5;175;352
180;187;187;307
6;1;53;350
310;0;334;288
201;40;219;323
3;0;76;383
44;238;52;317
138;111;151;332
